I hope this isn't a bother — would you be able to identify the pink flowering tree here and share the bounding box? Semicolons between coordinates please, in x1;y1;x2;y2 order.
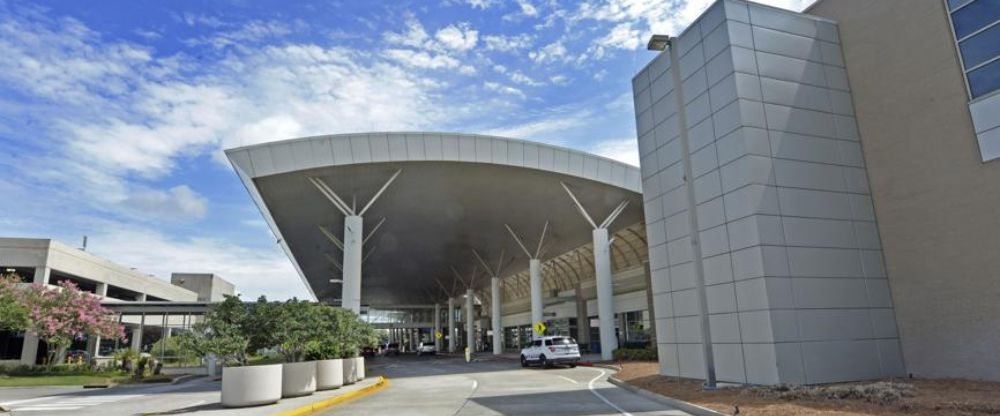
0;273;29;331
22;280;125;368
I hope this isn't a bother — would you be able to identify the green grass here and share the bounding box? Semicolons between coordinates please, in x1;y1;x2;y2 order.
0;374;126;387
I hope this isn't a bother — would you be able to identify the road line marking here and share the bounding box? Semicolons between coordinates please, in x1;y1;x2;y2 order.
557;375;578;384
586;368;633;416
471;380;478;390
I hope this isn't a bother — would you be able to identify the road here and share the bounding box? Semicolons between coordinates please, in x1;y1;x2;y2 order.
324;354;690;416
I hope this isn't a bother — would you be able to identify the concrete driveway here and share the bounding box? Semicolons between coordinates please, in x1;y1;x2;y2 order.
323;354;690;416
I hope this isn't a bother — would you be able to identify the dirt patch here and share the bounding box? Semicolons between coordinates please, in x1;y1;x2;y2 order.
615;361;1000;416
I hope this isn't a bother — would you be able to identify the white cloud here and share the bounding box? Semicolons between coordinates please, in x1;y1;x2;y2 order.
589;137;639;166
528;41;567;64
549;74;570;85
185;20;295;49
384;48;461;69
482;33;534;52
484;81;526;98
382;15;431;49
484;109;592;142
517;0;539;17
435;23;478;51
86;226;308;300
509;70;544;86
459;0;500;9
121;185;209;221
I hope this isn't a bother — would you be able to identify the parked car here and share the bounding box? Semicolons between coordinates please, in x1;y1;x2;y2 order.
362;345;377;358
382;342;400;356
520;336;580;368
416;342;436;356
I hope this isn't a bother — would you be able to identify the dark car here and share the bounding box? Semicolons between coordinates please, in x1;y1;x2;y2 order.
361;345;377;358
382;342;400;356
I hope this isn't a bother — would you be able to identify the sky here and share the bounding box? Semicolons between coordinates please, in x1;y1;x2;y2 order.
0;0;811;300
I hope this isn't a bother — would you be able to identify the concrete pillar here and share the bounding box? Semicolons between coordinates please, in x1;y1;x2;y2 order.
434;303;442;352
465;289;474;352
529;258;542;329
131;313;145;351
32;266;50;284
491;277;502;355
575;284;591;349
447;297;456;353
342;215;363;313
593;228;616;361
86;283;109;359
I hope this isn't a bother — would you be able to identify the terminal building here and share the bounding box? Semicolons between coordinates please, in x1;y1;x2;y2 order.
633;0;999;384
0;238;234;365
226;0;998;387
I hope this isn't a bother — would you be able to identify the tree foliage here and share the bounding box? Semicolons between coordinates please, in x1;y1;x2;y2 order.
0;273;29;331
176;295;253;366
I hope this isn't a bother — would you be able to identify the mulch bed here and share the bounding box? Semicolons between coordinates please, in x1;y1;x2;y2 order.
615;361;1000;416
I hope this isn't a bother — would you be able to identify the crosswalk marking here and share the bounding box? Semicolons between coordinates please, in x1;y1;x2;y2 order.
1;394;142;412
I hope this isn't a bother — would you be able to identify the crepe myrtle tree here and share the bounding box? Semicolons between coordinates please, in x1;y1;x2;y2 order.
21;280;125;369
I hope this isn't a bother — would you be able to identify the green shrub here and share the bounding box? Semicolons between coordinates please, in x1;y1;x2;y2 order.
612;347;658;361
0;363;122;377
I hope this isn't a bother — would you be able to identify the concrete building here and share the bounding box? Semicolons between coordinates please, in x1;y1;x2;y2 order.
804;0;1000;382
0;238;234;365
633;0;999;384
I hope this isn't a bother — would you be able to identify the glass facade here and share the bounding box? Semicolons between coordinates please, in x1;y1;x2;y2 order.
948;0;1000;99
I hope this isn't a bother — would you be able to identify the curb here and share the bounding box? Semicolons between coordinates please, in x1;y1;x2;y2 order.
607;376;725;416
272;376;389;416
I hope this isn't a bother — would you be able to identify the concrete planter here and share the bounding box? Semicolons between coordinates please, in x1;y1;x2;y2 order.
342;356;357;385
355;356;365;380
281;361;317;398
315;359;344;390
221;364;282;408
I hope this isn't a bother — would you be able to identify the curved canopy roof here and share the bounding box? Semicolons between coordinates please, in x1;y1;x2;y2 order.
226;132;644;305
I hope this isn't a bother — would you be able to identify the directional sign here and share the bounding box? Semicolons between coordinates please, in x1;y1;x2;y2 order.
435;330;443;340
533;320;547;336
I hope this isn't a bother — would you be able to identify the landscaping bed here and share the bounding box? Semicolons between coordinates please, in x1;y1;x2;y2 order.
615;361;1000;415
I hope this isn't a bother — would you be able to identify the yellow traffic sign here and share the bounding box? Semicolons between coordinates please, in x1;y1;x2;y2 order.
435;330;443;340
533;320;546;336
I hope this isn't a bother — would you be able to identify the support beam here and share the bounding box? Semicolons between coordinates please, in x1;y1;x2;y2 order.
447;297;456;353
434;303;442;352
491;277;502;355
561;181;629;361
529;259;543;327
342;215;363;313
575;283;591;350
466;288;474;353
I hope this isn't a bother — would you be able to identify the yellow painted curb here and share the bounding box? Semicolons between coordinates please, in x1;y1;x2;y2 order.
273;376;388;416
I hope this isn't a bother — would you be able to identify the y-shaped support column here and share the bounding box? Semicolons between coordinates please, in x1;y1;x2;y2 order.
473;249;512;355
310;170;400;313
505;222;549;334
561;182;628;361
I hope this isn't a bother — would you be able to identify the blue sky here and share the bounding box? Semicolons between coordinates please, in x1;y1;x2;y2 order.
0;0;809;300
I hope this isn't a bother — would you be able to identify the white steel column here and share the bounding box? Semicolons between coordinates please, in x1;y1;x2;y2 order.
310;170;400;314
342;215;363;313
529;259;543;327
465;289;474;352
434;303;442;352
593;228;616;361
491;277;502;355
561;182;629;361
505;222;549;337
447;297;456;353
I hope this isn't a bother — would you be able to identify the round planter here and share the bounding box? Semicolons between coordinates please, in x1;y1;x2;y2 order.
281;361;317;398
355;356;365;380
342;356;357;385
221;364;282;408
315;359;344;390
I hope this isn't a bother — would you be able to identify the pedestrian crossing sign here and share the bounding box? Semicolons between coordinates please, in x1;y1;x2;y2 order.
533;320;546;335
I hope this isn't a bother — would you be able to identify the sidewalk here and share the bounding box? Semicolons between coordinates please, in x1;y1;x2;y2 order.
0;375;385;416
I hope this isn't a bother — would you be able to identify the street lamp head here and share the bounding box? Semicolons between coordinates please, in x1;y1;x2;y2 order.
647;34;671;51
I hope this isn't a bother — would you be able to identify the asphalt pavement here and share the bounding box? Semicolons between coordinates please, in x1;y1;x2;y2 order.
323;354;690;416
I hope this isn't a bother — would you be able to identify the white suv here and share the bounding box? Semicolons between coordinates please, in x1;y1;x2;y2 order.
520;336;580;368
416;342;436;356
